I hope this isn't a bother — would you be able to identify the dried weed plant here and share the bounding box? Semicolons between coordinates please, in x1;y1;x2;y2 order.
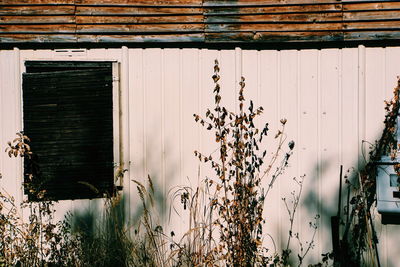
0;132;80;266
173;59;319;267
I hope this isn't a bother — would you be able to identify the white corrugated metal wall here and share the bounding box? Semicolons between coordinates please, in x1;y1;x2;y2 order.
1;46;400;266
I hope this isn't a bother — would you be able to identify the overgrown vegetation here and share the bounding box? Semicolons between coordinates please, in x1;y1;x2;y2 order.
332;78;400;267
1;132;80;266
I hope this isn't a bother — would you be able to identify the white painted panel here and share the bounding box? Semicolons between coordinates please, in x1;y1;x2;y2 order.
162;49;184;236
259;49;281;254
319;49;341;253
365;48;385;155
278;49;301;258
340;48;360;256
87;48;107;59
143;49;164;226
2;46;400;266
219;49;237;112
298;49;320;263
385;47;400;100
341;48;359;171
199;49;219;186
242;50;259;108
181;49;200;189
382;46;400;267
0;50;21;201
128;48;146;222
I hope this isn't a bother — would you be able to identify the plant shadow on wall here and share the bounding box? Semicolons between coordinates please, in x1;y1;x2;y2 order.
300;78;400;267
0;60;333;266
70;180;169;267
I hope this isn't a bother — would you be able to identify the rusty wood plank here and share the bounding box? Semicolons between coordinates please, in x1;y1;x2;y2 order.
0;0;74;4
206;22;343;32
76;6;203;15
76;33;204;42
343;2;400;11
344;20;400;30
344;30;400;41
77;23;203;33
206;12;342;23
0;24;75;32
0;33;205;42
205;4;342;15
76;15;203;24
204;0;338;7
0;34;77;42
0;5;75;15
0;15;75;24
205;31;343;42
344;10;400;20
76;0;202;6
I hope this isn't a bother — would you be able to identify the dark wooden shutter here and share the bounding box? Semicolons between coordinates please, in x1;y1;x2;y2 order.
22;61;114;201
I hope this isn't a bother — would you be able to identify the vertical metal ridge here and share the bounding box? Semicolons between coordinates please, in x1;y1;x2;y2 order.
358;45;366;170
317;49;322;257
235;47;242;113
121;46;130;211
383;47;387;116
296;49;302;243
179;48;183;184
256;50;261;107
13;48;23;208
197;48;202;184
142;48;147;180
276;49;282;248
382;47;388;267
161;49;166;210
338;48;343;166
0;51;4;190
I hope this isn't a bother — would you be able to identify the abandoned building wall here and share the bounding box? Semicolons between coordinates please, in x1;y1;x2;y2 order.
1;46;400;265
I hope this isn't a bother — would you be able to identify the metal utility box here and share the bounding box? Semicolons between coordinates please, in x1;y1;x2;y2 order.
376;156;400;224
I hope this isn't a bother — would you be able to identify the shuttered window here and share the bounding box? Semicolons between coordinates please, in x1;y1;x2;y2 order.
22;61;115;201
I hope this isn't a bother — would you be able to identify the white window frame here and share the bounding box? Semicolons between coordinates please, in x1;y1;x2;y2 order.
18;49;123;201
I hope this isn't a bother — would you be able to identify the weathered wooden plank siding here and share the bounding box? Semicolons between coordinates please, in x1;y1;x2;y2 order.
204;0;400;43
1;46;400;265
0;0;204;43
1;0;400;43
